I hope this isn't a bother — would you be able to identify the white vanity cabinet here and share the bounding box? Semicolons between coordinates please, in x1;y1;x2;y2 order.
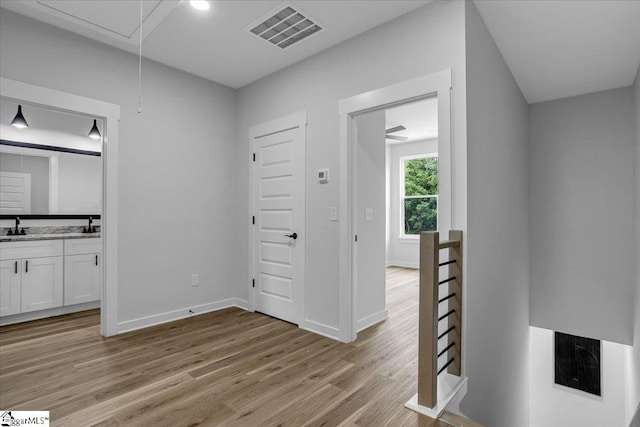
0;259;21;316
64;238;101;305
64;238;102;305
0;240;64;315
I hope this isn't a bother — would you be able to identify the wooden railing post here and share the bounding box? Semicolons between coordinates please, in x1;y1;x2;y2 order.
447;230;463;376
418;231;439;408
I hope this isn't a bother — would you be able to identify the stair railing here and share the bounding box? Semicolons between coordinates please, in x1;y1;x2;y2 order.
417;230;463;408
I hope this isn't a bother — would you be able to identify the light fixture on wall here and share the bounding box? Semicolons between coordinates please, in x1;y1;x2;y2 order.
190;0;210;11
10;105;29;128
88;119;101;140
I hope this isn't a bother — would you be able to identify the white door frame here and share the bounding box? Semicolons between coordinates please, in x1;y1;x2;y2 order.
0;77;120;336
248;111;307;325
338;70;453;342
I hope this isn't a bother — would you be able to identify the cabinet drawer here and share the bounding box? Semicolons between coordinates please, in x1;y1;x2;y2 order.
0;240;63;260
64;238;102;256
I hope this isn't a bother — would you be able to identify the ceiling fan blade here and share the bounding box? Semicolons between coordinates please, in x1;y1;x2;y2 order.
385;135;409;142
385;125;406;134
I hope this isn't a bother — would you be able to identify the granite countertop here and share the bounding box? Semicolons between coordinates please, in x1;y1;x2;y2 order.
0;226;101;242
0;233;101;242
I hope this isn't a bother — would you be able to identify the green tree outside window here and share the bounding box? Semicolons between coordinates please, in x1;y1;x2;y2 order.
403;156;438;234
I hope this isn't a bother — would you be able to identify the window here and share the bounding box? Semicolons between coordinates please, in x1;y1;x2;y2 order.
401;155;438;236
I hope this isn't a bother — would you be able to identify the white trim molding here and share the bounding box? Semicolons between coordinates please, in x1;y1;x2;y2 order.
0;77;120;337
338;70;453;342
299;319;341;341
117;298;251;334
405;374;468;419
356;309;388;332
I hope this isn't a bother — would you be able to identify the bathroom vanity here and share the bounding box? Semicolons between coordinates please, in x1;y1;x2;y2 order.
0;232;101;324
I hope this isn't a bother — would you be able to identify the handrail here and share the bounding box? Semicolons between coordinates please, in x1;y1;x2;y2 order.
416;230;463;410
438;239;460;249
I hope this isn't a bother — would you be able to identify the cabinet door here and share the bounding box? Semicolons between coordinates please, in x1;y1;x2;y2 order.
0;259;21;316
21;256;63;313
64;254;100;305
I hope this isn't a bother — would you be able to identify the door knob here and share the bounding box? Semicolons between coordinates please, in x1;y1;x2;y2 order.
285;232;298;240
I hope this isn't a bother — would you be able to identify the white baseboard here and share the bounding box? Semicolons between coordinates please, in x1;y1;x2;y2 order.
630;401;640;427
387;260;419;269
357;309;388;332
299;318;341;341
117;298;246;334
0;301;100;326
233;298;251;311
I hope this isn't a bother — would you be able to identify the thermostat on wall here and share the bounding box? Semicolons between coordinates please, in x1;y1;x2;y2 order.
318;169;329;184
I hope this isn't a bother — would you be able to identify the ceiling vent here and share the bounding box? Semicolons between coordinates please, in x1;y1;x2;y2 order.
246;2;323;49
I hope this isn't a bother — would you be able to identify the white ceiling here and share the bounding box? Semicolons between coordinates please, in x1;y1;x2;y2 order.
0;0;432;89
474;0;640;104
2;0;638;101
385;97;438;144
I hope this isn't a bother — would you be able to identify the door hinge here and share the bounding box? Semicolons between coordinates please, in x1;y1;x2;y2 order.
252;216;255;225
252;279;255;288
253;153;256;162
355;235;358;242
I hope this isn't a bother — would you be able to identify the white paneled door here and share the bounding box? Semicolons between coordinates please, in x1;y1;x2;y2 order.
251;112;306;325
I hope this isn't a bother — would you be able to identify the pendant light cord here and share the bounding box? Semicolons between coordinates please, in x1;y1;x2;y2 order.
138;0;143;114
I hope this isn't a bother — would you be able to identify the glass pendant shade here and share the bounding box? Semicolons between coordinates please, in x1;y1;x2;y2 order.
11;105;28;128
88;119;101;140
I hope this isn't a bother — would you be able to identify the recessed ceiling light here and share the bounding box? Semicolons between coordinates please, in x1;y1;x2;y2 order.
190;1;210;11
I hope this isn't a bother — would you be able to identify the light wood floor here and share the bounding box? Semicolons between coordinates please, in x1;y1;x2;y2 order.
0;267;456;426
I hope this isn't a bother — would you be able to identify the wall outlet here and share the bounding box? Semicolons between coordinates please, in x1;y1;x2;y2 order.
191;274;199;287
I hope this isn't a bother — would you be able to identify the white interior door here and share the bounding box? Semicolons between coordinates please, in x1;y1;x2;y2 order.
251;112;306;325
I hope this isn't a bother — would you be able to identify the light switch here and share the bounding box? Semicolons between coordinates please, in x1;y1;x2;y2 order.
329;207;338;221
365;208;373;221
318;169;329;184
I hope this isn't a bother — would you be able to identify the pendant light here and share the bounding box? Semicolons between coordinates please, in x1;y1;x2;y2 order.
88;119;101;140
11;105;29;128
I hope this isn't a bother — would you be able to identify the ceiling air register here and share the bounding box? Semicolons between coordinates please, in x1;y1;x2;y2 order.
247;4;323;49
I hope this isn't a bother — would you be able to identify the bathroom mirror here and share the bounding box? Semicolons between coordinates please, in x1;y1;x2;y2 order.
0;99;103;216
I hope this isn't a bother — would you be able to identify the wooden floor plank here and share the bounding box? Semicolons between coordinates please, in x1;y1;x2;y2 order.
0;267;477;426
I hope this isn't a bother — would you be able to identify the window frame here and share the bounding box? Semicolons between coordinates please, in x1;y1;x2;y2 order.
399;153;439;239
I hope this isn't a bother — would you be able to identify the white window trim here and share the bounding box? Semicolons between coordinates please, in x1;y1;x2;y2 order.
399;153;438;239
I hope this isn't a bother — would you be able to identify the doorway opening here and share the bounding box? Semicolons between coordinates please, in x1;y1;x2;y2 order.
338;70;452;342
352;96;441;335
0;77;120;336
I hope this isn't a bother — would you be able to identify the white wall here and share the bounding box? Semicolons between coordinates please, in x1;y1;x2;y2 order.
355;110;386;330
0;10;241;325
530;327;626;427
386;139;438;268
627;65;640;426
236;0;467;335
529;87;635;346
463;2;531;426
57;153;101;214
